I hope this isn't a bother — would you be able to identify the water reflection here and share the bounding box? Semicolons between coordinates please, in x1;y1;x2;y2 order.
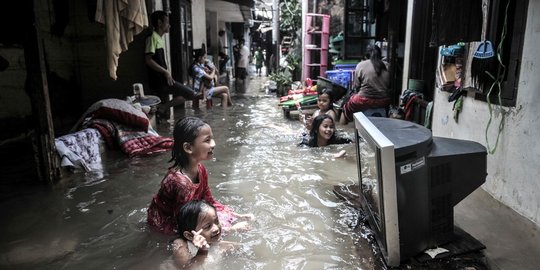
0;86;386;269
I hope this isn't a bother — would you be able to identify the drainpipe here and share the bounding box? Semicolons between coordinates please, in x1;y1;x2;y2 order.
402;0;414;95
272;0;279;71
302;0;308;77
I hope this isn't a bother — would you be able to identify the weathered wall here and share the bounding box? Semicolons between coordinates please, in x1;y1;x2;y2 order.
192;1;207;50
0;48;31;119
68;1;150;108
0;0;163;135
431;1;540;226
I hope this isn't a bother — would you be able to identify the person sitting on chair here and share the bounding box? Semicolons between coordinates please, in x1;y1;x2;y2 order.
145;11;200;119
189;49;233;108
340;44;391;125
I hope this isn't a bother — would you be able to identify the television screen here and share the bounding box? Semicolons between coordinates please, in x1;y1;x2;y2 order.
358;140;381;230
353;112;487;267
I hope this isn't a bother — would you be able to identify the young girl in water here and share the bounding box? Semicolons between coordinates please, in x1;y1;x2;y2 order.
147;116;253;235
301;88;337;131
299;114;352;157
171;200;239;267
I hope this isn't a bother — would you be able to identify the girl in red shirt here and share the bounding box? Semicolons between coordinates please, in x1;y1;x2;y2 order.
147;117;253;235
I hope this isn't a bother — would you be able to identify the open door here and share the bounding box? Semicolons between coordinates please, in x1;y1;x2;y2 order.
170;0;193;84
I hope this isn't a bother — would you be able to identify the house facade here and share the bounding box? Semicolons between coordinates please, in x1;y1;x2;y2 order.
425;0;539;226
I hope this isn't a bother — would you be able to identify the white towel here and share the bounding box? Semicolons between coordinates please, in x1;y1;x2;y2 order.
95;0;148;80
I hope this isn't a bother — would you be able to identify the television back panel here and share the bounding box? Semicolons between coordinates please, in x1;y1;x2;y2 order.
394;155;434;261
428;137;487;206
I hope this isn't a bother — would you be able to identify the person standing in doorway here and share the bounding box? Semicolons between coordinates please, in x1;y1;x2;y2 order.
235;38;250;84
217;30;229;75
145;11;200;119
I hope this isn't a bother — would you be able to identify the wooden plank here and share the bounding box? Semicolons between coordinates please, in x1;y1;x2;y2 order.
24;0;60;184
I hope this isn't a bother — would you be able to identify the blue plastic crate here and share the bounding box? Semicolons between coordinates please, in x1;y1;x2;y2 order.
334;63;357;70
325;70;354;89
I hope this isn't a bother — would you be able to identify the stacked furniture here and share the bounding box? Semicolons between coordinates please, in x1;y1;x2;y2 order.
302;13;330;81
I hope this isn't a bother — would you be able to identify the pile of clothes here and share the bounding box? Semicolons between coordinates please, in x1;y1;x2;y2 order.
55;98;173;172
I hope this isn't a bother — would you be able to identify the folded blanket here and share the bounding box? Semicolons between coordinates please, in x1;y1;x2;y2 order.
120;132;173;157
54;128;103;171
85;118;172;157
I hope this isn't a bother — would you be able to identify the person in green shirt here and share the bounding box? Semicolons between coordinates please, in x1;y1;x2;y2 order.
145;11;200;119
254;46;265;76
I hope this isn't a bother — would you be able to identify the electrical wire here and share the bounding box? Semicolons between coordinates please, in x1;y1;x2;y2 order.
484;0;511;154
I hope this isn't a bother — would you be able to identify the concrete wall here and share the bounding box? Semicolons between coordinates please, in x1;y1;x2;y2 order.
0;48;31;119
207;10;219;63
431;1;540;226
192;1;207;50
0;0;168;134
71;2;150;107
33;0;150;108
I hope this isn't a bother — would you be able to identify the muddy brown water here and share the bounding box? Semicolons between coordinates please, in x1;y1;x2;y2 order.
1;84;388;269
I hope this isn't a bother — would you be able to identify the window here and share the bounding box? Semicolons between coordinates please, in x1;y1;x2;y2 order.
474;0;528;107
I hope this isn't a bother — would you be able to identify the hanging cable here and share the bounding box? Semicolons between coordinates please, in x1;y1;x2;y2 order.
484;0;511;154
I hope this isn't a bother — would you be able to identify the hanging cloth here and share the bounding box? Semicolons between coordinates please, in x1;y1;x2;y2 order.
95;0;148;80
429;0;483;47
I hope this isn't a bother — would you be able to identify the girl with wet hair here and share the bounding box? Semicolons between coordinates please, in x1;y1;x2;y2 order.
300;114;352;148
301;87;337;131
147;117;253;235
171;200;241;268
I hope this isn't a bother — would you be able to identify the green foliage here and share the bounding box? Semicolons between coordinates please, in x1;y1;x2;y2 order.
272;0;302;92
279;0;302;41
269;68;292;96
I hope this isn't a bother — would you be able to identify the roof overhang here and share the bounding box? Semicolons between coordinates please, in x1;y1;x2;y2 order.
206;0;254;23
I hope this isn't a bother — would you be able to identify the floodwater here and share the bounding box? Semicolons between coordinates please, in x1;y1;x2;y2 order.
0;77;386;270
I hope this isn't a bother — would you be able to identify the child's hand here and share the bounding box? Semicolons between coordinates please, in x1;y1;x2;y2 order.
305;116;313;130
235;213;255;220
299;114;306;124
332;150;347;158
230;221;251;231
191;229;210;250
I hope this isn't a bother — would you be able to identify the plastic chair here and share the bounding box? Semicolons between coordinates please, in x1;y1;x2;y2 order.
364;107;387;117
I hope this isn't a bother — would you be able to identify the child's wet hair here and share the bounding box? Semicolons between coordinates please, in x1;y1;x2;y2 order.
319;88;335;102
176;200;216;240
308;114;336;147
170;117;208;169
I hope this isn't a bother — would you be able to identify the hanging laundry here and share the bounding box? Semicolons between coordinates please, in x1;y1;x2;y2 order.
95;0;148;80
400;89;424;121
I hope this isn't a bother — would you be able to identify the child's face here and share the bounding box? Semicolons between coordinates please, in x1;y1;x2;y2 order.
191;124;215;161
317;93;331;111
317;118;335;143
195;206;222;244
197;55;207;64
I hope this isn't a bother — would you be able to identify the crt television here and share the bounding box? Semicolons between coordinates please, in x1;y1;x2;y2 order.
353;112;487;266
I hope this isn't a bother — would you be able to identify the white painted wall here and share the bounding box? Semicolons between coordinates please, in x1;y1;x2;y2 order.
431;1;540;226
192;2;207;50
